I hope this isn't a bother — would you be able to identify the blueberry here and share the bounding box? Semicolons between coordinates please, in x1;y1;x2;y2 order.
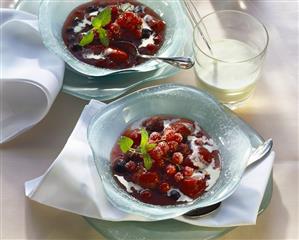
86;5;98;13
67;34;76;42
113;160;127;174
65;27;73;33
73;17;81;25
142;28;153;39
71;45;82;52
169;190;181;200
134;5;145;14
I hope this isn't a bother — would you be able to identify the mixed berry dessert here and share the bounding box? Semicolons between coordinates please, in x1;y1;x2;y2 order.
62;0;166;69
111;116;222;206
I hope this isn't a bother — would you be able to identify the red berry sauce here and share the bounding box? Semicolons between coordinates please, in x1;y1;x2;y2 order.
111;116;222;206
62;0;166;69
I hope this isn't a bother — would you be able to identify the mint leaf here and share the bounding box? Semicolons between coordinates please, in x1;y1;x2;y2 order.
140;128;149;149
118;136;134;153
97;28;109;47
143;152;152;170
146;143;156;152
97;7;112;27
92;16;102;28
79;30;94;46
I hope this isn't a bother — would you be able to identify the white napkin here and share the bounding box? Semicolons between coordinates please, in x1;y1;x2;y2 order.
0;9;65;144
25;100;275;227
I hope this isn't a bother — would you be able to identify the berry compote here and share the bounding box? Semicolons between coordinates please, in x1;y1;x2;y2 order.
62;0;166;69
111;116;222;206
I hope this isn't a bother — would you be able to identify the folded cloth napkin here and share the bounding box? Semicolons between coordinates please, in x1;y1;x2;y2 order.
0;9;65;144
25;100;275;227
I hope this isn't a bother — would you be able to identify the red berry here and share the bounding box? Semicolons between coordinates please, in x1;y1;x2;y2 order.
139;172;159;189
142;116;164;132
148;19;165;33
178;143;191;156
164;129;176;142
180;178;206;198
149;132;161;142
199;147;213;164
168;141;178;153
195;138;203;145
172;152;184;164
174;172;184;182
149;146;164;161
117;12;142;29
146;43;156;53
125;161;137;172
107;22;121;39
108;48;129;63
170;121;194;137
159;182;170;193
154;34;163;44
166;164;177;176
140;189;152;199
183;166;194;176
157;141;169;155
133;29;142;39
211;150;221;169
111;5;120;20
173;133;183;143
124;129;141;146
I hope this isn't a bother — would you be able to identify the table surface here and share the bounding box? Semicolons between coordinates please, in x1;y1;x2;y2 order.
1;0;298;239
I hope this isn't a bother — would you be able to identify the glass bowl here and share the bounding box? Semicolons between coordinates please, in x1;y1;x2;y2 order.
88;84;252;220
38;0;188;76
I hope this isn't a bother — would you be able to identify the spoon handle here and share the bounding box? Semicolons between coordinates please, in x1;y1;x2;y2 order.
246;138;273;167
140;55;195;69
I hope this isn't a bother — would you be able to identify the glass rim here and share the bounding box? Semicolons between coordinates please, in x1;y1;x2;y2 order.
193;10;269;64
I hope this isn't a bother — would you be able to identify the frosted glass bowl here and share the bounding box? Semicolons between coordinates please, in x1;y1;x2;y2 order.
38;0;188;76
88;84;252;220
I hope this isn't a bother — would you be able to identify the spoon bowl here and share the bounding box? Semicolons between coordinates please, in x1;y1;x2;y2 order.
115;41;195;69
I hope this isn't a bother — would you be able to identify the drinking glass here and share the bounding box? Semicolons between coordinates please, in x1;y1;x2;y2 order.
193;10;269;108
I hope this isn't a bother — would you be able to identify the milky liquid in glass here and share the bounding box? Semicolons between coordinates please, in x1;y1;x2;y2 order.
194;39;262;106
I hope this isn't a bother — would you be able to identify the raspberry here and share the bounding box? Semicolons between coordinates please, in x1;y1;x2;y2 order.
149;146;164;161
107;23;121;39
157;141;169;155
164;129;176;142
146;43;157;53
140;189;152;199
139;172;159;189
172;152;184;164
125;161;137;172
142;116;164;132
124;129;141;146
154;34;163;44
178;143;191;156
173;133;183;143
159;182;170;193
183;166;194;176
149;132;161;142
199;147;213;164
148;19;165;33
180;178;206;198
166;164;177;176
174;172;184;182
170;121;194;137
168;141;178;153
117;12;142;29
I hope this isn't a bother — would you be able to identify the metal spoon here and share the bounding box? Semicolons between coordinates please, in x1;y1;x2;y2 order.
183;138;273;219
115;41;195;69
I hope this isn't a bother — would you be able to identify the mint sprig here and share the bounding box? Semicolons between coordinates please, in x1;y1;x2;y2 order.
118;136;134;153
79;7;111;47
118;128;156;170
